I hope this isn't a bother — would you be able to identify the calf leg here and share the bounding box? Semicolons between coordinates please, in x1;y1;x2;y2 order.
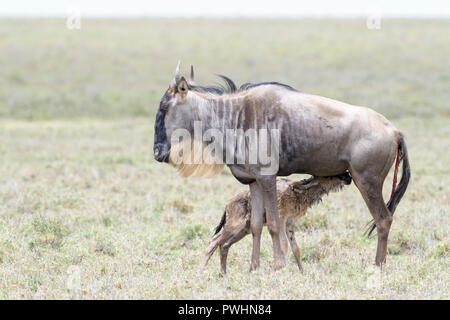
249;182;264;271
286;219;303;273
220;228;249;275
279;216;289;256
258;176;286;270
199;233;224;272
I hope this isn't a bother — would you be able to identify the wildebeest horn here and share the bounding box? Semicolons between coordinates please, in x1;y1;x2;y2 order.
189;65;195;84
170;60;181;88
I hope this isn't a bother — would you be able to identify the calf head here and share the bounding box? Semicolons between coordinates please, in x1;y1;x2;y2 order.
292;172;352;193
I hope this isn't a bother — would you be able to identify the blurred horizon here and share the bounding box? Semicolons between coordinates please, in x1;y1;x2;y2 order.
2;19;449;120
1;0;450;18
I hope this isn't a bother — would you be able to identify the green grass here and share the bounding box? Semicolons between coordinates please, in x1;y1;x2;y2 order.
0;18;448;299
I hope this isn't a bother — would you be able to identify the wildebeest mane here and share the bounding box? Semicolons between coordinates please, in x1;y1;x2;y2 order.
190;74;237;95
190;75;298;95
239;81;297;92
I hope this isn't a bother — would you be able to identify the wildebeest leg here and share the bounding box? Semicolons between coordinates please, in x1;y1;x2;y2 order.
286;219;303;273
220;229;249;275
351;170;393;266
249;182;264;271
258;176;286;270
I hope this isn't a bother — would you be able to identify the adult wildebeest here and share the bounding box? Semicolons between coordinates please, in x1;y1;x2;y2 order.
153;62;410;270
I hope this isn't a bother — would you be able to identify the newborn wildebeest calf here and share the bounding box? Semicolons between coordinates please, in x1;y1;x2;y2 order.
200;173;352;274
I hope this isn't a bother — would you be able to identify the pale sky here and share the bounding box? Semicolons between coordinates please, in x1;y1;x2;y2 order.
1;0;449;18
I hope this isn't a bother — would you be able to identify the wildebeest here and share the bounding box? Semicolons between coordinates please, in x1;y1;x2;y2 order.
200;173;352;274
153;62;410;270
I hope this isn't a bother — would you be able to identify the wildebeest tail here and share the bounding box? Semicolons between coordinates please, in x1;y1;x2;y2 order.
213;210;226;236
367;135;411;236
387;135;411;214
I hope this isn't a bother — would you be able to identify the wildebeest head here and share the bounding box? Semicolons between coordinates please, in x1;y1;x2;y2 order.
153;61;192;163
153;62;225;178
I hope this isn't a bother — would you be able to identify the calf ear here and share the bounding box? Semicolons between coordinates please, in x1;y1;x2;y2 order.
292;179;319;192
177;77;189;98
291;184;307;192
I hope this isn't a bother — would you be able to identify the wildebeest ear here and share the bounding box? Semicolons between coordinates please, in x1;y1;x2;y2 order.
176;77;189;98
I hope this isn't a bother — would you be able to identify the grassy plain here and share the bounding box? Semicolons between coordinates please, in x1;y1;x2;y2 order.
0;19;448;299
